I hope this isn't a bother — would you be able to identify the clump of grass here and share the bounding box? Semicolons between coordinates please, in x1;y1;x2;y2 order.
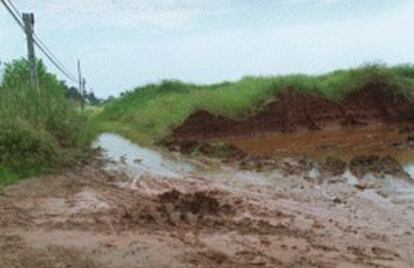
0;59;95;184
97;63;414;145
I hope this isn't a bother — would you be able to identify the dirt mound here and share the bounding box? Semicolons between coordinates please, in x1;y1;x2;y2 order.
118;189;235;229
158;190;234;223
171;111;238;140
318;157;348;177
349;155;410;178
170;86;414;141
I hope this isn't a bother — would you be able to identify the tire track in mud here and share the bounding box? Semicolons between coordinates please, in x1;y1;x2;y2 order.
1;142;414;267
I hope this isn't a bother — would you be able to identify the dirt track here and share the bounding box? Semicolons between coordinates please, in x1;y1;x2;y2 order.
1;134;414;268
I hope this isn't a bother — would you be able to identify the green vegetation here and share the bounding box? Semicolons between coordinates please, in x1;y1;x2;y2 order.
97;64;414;144
0;59;95;185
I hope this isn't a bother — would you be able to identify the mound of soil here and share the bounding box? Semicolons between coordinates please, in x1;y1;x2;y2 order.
170;85;414;141
119;189;235;229
319;157;348;177
349;155;409;179
157;190;234;224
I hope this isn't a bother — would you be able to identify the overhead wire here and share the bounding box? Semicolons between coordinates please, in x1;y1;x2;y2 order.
1;0;78;83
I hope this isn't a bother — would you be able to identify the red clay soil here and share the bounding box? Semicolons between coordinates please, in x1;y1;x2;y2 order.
171;84;414;141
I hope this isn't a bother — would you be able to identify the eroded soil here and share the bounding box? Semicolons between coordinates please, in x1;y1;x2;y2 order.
170;87;414;141
1;134;414;268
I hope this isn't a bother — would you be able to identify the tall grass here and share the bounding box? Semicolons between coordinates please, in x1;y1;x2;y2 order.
0;59;94;185
97;64;414;144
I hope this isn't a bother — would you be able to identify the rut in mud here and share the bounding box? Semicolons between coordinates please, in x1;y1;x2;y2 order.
170;86;414;141
1;134;414;268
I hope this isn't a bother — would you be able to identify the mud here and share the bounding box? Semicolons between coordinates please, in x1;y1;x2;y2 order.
1;134;414;267
349;155;410;179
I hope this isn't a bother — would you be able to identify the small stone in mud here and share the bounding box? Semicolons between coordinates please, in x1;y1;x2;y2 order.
133;158;143;164
119;155;127;164
354;184;367;191
332;197;343;204
407;134;414;143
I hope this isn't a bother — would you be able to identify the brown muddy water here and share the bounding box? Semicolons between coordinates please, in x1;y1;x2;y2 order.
225;123;414;177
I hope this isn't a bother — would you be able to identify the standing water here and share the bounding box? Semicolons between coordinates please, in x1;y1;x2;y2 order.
94;133;196;178
405;164;414;179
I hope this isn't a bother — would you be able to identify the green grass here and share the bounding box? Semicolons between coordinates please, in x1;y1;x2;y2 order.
0;59;95;185
96;64;414;145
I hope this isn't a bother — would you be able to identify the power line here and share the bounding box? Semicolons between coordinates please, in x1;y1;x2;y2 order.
1;0;78;83
34;39;78;82
34;34;78;81
11;0;77;82
1;0;25;31
6;0;21;17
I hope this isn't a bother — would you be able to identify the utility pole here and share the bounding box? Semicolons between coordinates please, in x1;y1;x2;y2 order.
77;59;83;107
77;60;86;111
81;77;86;111
22;13;38;87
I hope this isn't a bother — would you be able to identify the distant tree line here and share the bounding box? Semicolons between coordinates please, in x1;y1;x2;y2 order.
0;58;102;105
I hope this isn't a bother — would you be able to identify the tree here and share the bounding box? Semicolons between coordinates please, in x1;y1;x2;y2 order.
1;58;65;92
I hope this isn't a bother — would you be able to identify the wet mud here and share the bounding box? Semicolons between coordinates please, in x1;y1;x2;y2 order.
1;134;414;267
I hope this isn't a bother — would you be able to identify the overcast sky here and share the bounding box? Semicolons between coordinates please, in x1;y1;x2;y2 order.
1;0;414;98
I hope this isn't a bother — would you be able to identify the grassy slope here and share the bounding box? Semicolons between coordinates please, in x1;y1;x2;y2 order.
97;64;414;145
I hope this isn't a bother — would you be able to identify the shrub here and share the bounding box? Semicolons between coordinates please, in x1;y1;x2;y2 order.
0;59;94;184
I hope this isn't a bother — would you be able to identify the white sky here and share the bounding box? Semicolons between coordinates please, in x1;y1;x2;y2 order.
1;0;413;97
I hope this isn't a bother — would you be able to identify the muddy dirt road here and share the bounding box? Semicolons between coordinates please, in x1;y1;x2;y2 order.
1;133;414;268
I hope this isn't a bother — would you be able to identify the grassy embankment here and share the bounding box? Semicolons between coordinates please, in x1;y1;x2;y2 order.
0;59;95;185
97;64;414;145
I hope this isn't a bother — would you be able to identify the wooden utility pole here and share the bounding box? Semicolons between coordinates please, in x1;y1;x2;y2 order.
77;60;86;111
77;59;83;107
81;78;86;110
22;13;38;87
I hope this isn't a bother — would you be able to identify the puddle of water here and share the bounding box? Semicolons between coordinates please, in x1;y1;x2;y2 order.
404;164;414;179
94;133;195;178
225;124;414;163
342;169;358;185
308;168;320;179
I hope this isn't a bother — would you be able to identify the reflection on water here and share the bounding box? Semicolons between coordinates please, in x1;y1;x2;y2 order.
404;164;414;179
342;170;358;185
94;133;195;178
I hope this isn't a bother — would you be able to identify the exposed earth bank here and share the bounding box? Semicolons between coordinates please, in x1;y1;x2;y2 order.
1;134;414;268
169;86;414;141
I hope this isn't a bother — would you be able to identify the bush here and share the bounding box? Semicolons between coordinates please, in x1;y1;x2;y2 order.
0;59;94;184
0;121;58;168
